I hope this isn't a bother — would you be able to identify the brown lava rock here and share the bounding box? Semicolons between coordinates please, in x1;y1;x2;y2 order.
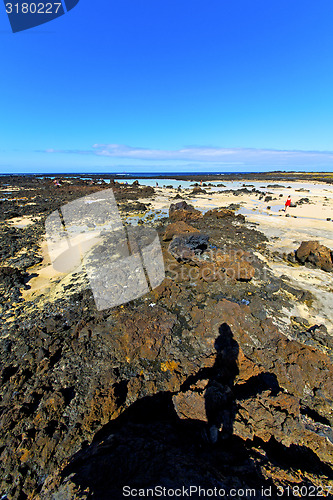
204;208;235;219
162;221;200;241
296;241;333;272
169;200;203;222
0;175;333;499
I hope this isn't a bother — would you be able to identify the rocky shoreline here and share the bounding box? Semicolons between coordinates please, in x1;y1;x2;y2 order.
0;175;332;499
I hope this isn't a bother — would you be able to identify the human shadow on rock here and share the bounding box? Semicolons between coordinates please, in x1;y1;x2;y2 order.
56;323;330;499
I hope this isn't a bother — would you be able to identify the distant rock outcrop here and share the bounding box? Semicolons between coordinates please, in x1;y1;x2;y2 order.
190;186;207;195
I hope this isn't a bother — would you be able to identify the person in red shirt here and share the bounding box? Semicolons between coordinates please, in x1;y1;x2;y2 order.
285;195;291;212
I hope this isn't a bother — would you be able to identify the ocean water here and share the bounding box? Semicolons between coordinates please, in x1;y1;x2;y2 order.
1;172;332;197
117;178;333;197
0;171;255;177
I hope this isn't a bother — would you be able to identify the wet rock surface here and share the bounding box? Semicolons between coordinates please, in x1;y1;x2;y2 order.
0;176;332;499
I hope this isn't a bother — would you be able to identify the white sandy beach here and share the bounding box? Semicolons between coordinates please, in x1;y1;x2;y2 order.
142;179;333;250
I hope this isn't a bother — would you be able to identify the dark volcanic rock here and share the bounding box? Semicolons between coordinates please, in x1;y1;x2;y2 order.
0;266;26;289
33;298;333;499
0;175;332;499
295;241;333;272
168;234;209;261
169;201;192;213
0;266;28;305
297;197;310;205
190;186;207;194
295;323;333;351
119;201;148;213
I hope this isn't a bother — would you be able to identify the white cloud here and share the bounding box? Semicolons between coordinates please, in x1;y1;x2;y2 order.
92;144;243;161
43;144;333;168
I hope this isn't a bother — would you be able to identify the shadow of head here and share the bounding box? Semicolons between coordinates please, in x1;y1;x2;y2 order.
215;323;239;353
213;323;240;381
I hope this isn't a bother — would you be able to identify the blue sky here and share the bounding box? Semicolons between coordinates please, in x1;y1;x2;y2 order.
1;0;333;173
